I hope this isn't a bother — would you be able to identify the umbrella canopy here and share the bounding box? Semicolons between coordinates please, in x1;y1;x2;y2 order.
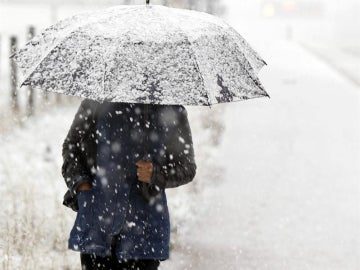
11;3;269;106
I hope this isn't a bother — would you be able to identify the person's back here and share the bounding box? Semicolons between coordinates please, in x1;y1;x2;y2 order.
61;100;197;270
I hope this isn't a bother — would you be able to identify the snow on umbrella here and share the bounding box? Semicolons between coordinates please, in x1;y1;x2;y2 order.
11;1;269;106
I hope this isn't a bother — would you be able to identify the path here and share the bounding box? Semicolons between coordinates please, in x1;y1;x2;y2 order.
161;36;360;270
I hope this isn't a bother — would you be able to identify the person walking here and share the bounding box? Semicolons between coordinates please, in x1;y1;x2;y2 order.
61;99;197;270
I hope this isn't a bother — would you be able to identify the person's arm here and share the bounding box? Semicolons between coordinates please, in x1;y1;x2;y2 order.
150;106;197;190
61;99;97;196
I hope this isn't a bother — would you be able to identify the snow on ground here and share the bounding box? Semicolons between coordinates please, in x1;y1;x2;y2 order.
160;27;360;270
0;103;80;269
1;2;360;270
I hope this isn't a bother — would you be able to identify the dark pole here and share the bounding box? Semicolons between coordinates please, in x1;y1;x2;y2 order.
10;36;19;112
146;0;150;5
206;0;215;14
188;0;195;10
27;26;35;117
56;89;62;104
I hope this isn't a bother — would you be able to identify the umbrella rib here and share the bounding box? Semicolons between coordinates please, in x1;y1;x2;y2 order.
223;30;268;96
185;39;212;106
20;23;101;85
156;9;212;106
19;7;138;85
224;25;267;74
102;58;107;101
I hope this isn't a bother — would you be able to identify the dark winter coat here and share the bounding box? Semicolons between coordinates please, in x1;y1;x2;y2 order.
61;99;197;260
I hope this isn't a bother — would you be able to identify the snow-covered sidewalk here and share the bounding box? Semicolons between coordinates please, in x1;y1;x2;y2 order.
160;35;360;269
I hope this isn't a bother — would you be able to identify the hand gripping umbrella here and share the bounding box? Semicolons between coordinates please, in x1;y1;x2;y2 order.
11;0;269;199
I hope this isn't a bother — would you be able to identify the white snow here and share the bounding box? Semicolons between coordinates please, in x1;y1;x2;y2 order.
160;17;360;270
0;2;359;270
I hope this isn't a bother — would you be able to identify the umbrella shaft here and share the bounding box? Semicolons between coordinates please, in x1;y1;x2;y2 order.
146;0;150;5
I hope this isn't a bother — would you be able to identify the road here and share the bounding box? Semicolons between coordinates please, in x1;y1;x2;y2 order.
161;31;360;270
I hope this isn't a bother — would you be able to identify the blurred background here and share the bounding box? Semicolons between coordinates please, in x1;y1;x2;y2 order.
1;0;359;129
0;0;359;269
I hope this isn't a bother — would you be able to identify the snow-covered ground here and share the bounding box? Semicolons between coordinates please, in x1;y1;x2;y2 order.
161;8;360;269
162;39;360;269
1;1;360;270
